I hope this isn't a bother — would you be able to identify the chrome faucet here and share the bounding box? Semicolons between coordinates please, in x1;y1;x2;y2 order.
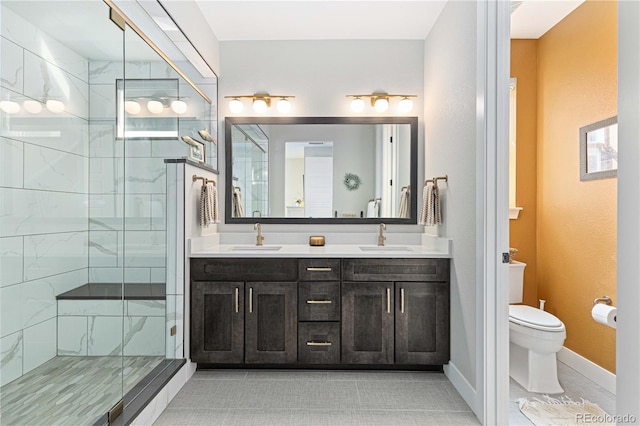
254;223;264;246
377;223;386;246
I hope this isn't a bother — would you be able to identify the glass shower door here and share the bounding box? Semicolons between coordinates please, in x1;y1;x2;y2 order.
0;1;127;424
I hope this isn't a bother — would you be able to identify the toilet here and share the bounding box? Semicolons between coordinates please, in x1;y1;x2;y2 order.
508;261;566;394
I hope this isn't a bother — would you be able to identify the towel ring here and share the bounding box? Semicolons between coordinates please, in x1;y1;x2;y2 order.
193;175;216;186
424;175;448;186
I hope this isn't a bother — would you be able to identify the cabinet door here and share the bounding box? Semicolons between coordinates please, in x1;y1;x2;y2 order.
342;282;394;364
395;282;450;364
191;281;244;364
245;282;297;364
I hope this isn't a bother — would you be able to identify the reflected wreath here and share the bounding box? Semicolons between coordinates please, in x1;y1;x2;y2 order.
343;172;361;191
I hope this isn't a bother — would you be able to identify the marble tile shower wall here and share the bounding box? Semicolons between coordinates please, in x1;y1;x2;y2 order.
0;5;90;385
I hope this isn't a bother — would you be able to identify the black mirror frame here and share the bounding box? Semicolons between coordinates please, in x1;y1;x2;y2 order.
225;116;418;224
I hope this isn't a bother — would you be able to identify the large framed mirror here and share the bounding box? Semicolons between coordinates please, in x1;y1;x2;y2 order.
225;116;418;224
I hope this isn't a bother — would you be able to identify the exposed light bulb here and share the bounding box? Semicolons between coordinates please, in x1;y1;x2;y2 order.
398;97;413;113
46;99;65;113
0;100;20;114
374;97;389;113
276;98;291;114
229;98;243;113
124;100;141;115
350;97;365;113
23;100;43;114
171;100;187;115
147;100;164;114
253;98;268;113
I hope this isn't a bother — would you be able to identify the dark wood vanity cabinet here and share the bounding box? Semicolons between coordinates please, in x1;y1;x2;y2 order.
191;281;244;364
191;258;297;364
341;259;450;365
342;281;395;364
191;257;449;367
245;281;297;364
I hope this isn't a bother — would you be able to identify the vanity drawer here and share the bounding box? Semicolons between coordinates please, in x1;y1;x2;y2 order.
191;258;297;281
298;281;340;321
298;259;341;281
342;258;449;282
298;322;340;364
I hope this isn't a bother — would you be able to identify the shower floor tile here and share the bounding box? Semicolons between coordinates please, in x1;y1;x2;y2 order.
0;355;164;426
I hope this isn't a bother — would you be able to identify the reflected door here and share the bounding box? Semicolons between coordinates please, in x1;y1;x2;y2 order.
304;156;333;217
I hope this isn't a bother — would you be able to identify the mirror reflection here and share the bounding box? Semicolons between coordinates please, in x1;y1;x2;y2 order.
225;117;417;224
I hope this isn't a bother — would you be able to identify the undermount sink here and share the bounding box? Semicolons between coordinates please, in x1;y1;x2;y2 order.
359;246;412;252
230;246;282;251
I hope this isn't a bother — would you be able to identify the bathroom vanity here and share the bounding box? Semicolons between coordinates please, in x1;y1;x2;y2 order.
190;253;450;368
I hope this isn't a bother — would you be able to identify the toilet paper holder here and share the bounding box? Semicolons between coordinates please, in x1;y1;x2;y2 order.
593;295;612;306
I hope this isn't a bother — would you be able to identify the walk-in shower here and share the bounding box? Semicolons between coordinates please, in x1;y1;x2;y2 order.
0;1;216;424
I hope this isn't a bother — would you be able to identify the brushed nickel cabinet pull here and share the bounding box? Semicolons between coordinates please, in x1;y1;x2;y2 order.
386;288;391;313
306;341;332;346
306;267;332;272
235;287;239;313
401;288;405;313
249;287;253;313
306;300;332;304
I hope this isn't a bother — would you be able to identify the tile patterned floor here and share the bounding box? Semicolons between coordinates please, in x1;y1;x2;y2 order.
509;361;616;425
154;370;479;426
0;355;164;426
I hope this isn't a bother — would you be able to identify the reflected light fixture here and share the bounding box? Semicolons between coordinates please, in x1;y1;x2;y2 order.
171;99;187;115
45;99;65;113
124;100;141;115
23;100;43;114
147;100;164;114
346;92;417;113
224;93;295;114
0;100;21;114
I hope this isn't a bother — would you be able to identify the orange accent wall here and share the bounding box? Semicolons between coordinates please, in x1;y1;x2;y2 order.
537;0;617;373
510;40;538;308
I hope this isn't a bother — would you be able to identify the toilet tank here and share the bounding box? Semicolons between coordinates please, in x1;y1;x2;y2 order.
509;261;526;303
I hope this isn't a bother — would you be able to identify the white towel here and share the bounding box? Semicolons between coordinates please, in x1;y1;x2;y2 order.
397;188;410;218
420;182;442;226
199;182;218;227
419;184;430;225
423;182;442;226
232;186;244;218
366;200;378;218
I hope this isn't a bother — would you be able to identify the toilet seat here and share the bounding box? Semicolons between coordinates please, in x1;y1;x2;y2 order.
509;305;565;332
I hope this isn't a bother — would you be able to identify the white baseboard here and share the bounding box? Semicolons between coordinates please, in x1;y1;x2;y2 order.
557;346;616;395
444;361;479;415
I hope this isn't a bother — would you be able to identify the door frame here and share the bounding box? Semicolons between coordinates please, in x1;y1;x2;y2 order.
479;0;511;424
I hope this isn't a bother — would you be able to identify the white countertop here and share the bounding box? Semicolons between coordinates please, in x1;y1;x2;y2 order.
189;241;451;258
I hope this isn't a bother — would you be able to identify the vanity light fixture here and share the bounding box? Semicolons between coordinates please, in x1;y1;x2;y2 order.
23;100;43;114
147;100;164;115
45;99;65;114
124;100;141;115
346;92;417;113
170;99;188;114
0;100;21;114
224;93;295;114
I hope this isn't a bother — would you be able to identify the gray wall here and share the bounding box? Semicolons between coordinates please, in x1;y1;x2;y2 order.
424;0;478;396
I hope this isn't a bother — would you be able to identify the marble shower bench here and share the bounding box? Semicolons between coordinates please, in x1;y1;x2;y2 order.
55;283;166;357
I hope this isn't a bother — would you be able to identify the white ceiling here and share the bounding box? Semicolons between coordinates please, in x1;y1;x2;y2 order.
193;0;585;41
